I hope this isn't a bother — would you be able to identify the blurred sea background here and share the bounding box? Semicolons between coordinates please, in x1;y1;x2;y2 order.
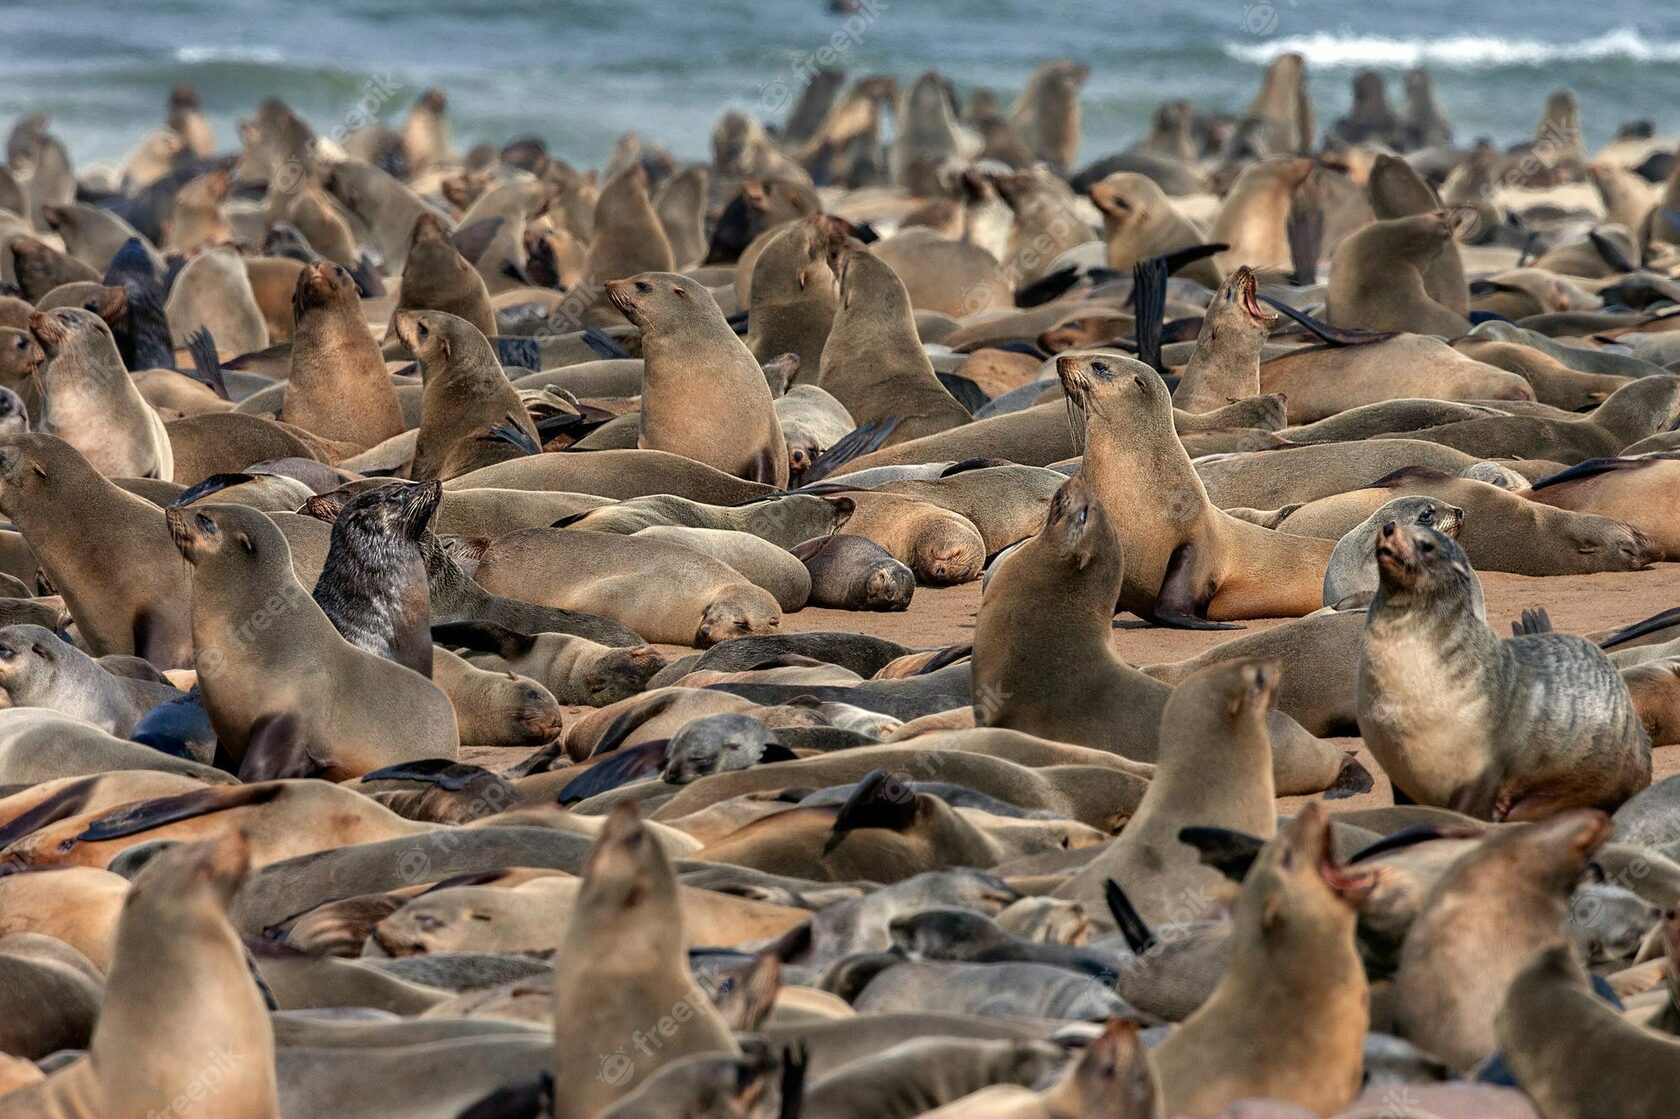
3;0;1678;169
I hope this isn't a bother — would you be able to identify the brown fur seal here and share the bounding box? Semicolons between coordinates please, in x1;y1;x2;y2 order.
0;434;192;665
819;244;970;444
169;502;459;779
792;534;916;611
1172;265;1275;412
915;1019;1161;1118
429;646;562;748
1209;156;1314;274
1498;942;1680;1116
450;624;665;706
745;213;840;378
395;309;538;481
551;804;739;1117
1368;152;1470;318
1063;352;1333;621
870;230;1012;319
1259;334;1533;422
1152;802;1373;1118
29;309;171;479
971;476;1360;796
1359;522;1649;818
0;832;278;1119
1325;211;1472;335
1056;659;1278;924
307;481;439;676
1394;810;1610;1072
582;164;675;320
471;527;782;646
1008;60;1087;172
1089;173;1220;288
608;272;788;485
166;167;232;251
442;448;772;504
0;623;178;735
386;211;497;344
1522;456;1680;559
283;261;406;451
165;244;271;355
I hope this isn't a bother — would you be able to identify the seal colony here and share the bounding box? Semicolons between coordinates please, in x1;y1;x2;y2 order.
1;40;1680;1119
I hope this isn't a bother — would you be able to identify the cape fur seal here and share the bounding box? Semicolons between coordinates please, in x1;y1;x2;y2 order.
283;261;406;452
1062;352;1334;622
396;309;539;481
609;272;789;485
1358;522;1649;818
29;308;171;480
169;502;460;780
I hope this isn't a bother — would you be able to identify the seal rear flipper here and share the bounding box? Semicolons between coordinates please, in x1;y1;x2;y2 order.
1150;543;1241;631
1103;878;1158;954
1530;457;1650;492
1589;229;1637;274
1348;821;1487;864
801;418;900;483
503;737;568;778
73;781;286;844
479;417;542;457
1511;607;1553;637
430;620;537;660
1129;255;1167;373
236;712;328;782
822;768;920;855
171;471;258;507
935;371;988;415
457;1072;553;1119
184;326;231;400
359;759;495;791
492;336;541;370
1176;826;1265;882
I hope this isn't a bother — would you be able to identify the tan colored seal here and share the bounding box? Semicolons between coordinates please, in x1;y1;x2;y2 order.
283;260;406;451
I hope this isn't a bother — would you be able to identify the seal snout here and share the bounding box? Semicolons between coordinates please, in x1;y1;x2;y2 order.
25;312;66;353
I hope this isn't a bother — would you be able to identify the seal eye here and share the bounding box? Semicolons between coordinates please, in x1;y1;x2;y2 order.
634;280;653;294
195;513;215;534
1419;540;1435;555
0;644;13;660
416;322;430;340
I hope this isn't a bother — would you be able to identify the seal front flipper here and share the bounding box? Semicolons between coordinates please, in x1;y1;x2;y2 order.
821;768;918;856
1150;542;1240;631
430;620;537;660
1104;878;1158;954
72;781;284;843
236;711;328;781
1511;607;1553;637
1324;753;1375;800
185;326;230;400
1259;294;1393;347
1598;606;1680;650
1129;254;1167;373
1177;826;1264;882
801;418;898;483
448;216;504;265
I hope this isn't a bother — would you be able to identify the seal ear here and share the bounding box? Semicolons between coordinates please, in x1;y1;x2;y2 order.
235;532;255;554
825;496;856;528
28;460;45;479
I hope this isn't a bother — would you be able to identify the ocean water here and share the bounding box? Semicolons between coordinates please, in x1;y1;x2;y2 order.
2;0;1678;172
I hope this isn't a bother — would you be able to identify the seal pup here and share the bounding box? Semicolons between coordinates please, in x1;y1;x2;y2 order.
1062;352;1334;622
551;803;739;1118
283;261;406;452
1358;522;1649;818
0;434;192;665
1152;802;1373;1118
169;502;459;780
971;475;1361;796
1171;265;1275;413
29;309;171;479
0;832;278;1119
396;309;538;482
1322;495;1477;614
386;211;497;344
1394;810;1611;1072
793;534;916;611
309;481;440;676
1056;659;1278;925
607;272;789;486
819;244;970;445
